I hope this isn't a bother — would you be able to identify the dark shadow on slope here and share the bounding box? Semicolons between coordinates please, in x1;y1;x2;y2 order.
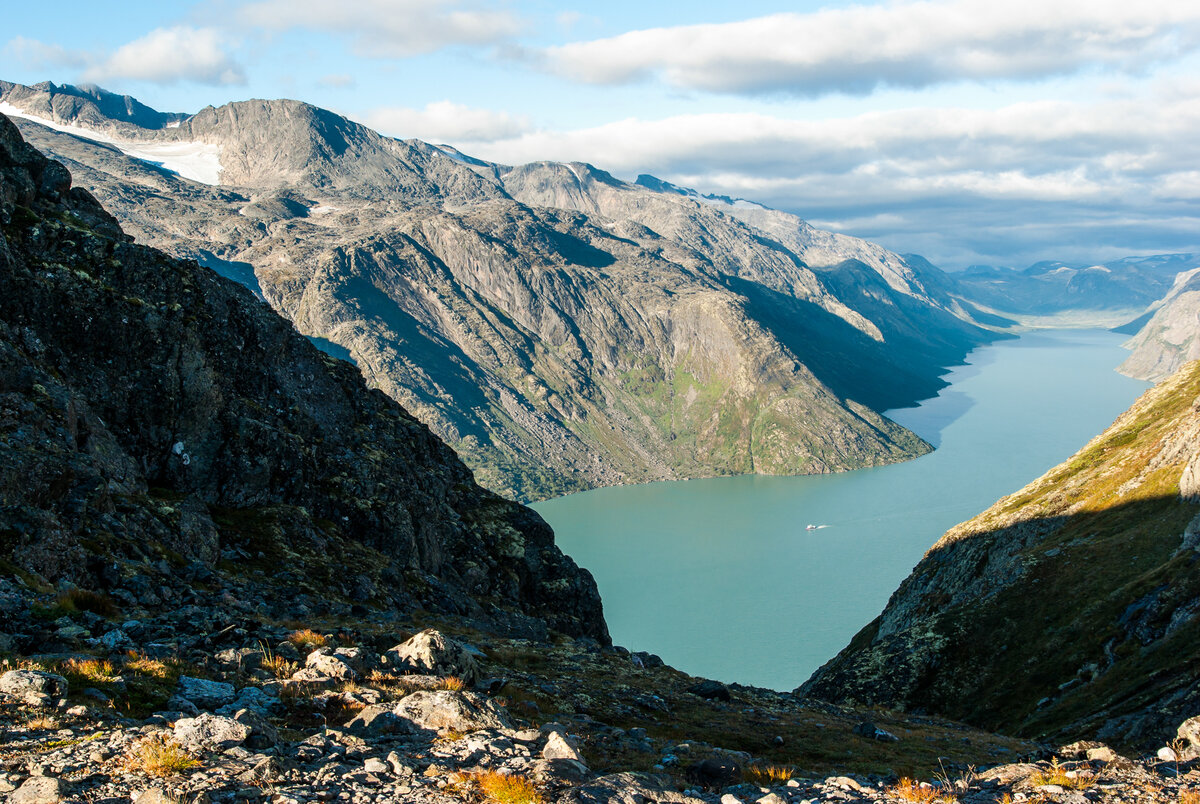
1111;309;1155;335
725;267;997;413
799;493;1200;752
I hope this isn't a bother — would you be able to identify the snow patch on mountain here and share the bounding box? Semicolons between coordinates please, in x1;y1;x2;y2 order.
0;102;221;185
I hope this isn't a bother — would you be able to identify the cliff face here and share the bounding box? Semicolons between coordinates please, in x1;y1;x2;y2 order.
0;80;997;502
0;113;607;642
799;360;1200;749
1118;268;1200;382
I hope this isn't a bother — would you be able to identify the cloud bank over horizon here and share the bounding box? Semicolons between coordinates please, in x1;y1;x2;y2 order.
539;0;1200;97
2;0;1198;268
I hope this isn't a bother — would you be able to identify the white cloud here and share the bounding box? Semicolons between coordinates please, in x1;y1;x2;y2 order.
428;90;1200;267
4;36;88;70
86;27;246;86
367;100;529;142
318;73;357;89
237;0;521;58
542;0;1200;96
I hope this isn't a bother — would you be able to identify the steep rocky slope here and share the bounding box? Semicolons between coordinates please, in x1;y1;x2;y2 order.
0;112;605;642
0;80;996;501
800;360;1200;748
1118;268;1200;381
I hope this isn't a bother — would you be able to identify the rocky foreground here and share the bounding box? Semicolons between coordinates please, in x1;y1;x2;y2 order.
1;576;1199;804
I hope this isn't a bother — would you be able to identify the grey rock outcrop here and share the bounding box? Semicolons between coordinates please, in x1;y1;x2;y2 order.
172;713;251;751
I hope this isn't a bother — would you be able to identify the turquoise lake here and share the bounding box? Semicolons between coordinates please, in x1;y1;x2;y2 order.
532;329;1151;691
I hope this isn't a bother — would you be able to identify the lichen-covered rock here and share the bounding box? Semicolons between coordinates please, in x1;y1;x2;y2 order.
173;713;252;751
9;775;66;804
305;649;357;680
1177;715;1200;760
385;629;479;684
392;690;511;732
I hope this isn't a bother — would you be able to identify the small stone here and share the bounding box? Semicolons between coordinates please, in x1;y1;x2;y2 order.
99;629;135;652
827;776;866;792
363;757;389;774
721;795;745;804
1158;746;1179;762
1086;746;1118;762
757;794;787;804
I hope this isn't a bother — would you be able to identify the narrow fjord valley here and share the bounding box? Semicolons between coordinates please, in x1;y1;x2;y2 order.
2;5;1200;802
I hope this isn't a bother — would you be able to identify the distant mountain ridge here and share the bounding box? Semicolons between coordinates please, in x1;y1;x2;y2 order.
0;79;998;501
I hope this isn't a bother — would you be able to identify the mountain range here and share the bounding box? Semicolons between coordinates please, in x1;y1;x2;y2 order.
0;80;1001;502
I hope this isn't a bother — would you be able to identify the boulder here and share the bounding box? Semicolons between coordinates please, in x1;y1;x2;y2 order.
344;704;411;738
543;730;586;763
1177;715;1200;760
305;649;357;680
687;680;731;701
232;708;278;749
0;670;68;698
175;676;235;710
393;690;511;732
385;630;479;684
686;758;741;790
9;775;66;804
173;713;252;751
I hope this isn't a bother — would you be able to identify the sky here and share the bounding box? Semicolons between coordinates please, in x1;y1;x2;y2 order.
2;0;1199;270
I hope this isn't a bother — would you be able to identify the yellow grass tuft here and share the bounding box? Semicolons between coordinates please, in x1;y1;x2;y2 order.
128;736;201;778
436;676;467;691
62;657;118;684
123;653;180;681
888;778;955;804
744;764;796;786
1180;789;1200;804
24;715;60;730
287;629;328;650
1030;759;1091;790
470;771;544;804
